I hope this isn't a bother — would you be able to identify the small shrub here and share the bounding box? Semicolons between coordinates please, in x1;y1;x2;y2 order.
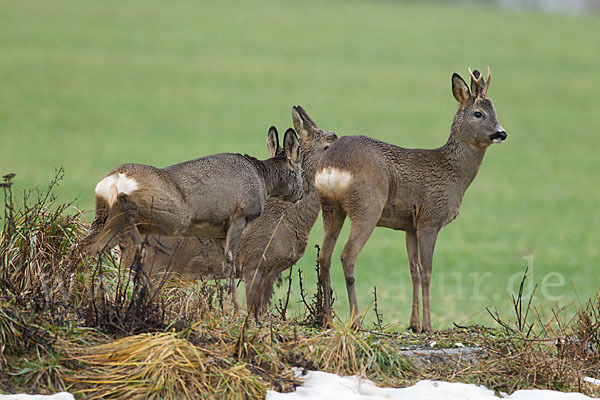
0;170;87;320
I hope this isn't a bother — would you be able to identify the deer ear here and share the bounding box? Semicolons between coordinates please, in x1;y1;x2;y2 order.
452;73;471;104
292;105;316;142
283;128;301;165
267;126;280;158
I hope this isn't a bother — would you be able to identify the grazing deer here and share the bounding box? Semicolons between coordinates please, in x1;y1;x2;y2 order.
315;68;507;332
118;106;338;315
81;126;303;309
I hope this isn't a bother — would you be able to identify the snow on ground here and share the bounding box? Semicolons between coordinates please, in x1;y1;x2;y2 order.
584;377;600;386
267;370;595;400
2;373;597;399
0;394;73;400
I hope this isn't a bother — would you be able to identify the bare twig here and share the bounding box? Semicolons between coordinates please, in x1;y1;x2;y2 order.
275;266;293;321
373;286;384;330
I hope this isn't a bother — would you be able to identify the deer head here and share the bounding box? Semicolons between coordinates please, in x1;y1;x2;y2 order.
292;105;338;154
265;126;303;202
451;67;507;148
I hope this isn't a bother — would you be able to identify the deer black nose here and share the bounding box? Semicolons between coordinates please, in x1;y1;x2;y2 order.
490;130;507;143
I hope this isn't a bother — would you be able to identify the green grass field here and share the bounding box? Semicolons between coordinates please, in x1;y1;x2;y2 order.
1;0;599;329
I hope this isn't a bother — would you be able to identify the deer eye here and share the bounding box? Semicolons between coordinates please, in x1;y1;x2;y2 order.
474;111;483;118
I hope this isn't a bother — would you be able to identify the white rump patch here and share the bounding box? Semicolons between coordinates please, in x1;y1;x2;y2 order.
95;173;139;207
314;167;353;199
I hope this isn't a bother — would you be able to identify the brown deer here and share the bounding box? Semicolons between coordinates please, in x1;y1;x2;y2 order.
315;68;507;332
118;106;338;315
81;126;303;308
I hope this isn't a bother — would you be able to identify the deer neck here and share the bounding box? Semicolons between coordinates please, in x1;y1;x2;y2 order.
240;155;272;194
288;148;322;227
442;124;487;194
250;155;292;198
299;147;319;192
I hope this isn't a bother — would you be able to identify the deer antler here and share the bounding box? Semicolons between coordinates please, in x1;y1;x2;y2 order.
484;66;491;96
468;67;479;83
468;67;487;98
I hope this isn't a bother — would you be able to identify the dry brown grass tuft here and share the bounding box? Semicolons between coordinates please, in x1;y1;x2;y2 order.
296;318;412;385
0;304;24;364
67;331;265;399
159;278;223;323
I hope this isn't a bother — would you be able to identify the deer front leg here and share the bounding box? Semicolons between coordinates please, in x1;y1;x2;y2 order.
406;230;421;333
223;213;247;314
244;267;277;319
417;228;439;333
319;204;346;328
260;270;278;313
244;266;265;319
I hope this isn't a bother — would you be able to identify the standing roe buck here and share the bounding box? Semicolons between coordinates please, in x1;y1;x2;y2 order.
315;68;507;332
81;126;303;309
119;106;338;315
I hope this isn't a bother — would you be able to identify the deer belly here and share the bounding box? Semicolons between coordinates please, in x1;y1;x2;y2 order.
185;220;227;239
377;206;414;231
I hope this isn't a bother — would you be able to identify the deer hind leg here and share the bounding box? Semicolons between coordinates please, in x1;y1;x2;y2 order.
116;195;144;268
80;196;112;255
117;195;142;244
223;212;247;314
82;195;140;258
417;228;439;333
340;208;381;330
319;202;346;327
406;230;421;333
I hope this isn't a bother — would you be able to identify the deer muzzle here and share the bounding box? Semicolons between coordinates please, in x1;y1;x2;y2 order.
490;130;507;143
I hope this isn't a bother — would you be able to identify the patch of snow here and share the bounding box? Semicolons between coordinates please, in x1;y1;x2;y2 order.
507;390;591;399
584;377;600;386
0;394;74;400
267;371;594;400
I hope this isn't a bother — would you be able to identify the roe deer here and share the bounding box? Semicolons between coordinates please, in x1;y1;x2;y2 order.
81;126;303;309
315;68;507;332
118;106;338;315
